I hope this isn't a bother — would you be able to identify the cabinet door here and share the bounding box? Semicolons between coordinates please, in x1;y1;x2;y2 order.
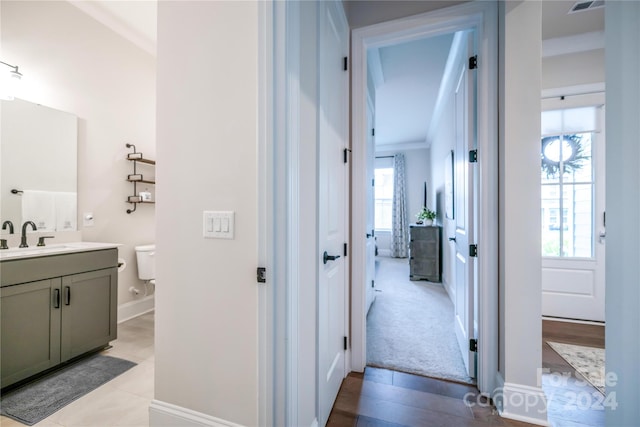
1;279;62;387
60;268;117;362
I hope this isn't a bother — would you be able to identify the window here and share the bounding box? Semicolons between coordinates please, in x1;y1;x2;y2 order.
374;166;394;231
541;107;598;258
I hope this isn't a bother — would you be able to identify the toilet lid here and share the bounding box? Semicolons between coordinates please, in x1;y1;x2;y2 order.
135;244;155;251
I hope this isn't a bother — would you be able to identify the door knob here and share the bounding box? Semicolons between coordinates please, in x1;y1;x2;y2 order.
448;237;456;242
323;251;341;265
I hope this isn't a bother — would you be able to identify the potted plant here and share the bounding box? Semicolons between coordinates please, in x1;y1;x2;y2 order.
416;207;436;226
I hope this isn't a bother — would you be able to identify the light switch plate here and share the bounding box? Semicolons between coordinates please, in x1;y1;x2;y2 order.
203;211;234;239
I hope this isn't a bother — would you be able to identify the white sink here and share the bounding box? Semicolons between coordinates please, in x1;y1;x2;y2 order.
0;242;120;261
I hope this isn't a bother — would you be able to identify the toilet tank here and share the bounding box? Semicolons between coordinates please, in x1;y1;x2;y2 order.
135;244;155;281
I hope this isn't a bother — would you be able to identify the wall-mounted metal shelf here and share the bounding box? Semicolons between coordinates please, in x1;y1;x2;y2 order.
125;143;155;214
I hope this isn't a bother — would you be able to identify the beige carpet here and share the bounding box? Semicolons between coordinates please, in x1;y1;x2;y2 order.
367;256;473;385
547;341;605;394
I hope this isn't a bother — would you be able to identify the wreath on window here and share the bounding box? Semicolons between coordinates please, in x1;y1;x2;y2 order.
540;134;590;178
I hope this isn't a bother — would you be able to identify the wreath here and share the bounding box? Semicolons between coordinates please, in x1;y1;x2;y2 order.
540;134;590;178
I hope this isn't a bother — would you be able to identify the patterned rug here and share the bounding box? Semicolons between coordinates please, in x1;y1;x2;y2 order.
547;341;605;394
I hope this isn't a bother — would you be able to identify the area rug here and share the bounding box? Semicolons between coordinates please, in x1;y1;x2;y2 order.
367;256;474;385
0;354;136;426
547;341;605;394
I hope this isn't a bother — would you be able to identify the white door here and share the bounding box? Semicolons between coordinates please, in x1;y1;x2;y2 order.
453;33;476;378
541;100;605;322
318;0;349;424
365;96;376;314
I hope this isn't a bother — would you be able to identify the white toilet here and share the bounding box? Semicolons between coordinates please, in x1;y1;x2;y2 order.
135;244;156;285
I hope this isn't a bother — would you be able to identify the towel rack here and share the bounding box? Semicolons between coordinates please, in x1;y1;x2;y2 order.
125;143;156;214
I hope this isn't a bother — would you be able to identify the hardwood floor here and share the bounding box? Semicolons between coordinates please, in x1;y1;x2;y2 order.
328;320;605;427
328;367;535;426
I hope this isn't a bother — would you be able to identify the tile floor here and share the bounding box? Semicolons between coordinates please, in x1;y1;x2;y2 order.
1;311;155;427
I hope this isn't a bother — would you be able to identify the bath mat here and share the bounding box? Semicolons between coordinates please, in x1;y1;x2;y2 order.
547;341;605;394
0;354;136;426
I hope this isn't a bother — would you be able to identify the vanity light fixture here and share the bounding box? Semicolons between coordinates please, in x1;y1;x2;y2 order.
0;60;23;101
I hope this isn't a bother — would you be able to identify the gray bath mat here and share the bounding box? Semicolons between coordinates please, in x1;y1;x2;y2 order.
1;354;136;425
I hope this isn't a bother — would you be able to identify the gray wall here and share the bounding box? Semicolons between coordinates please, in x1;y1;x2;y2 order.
605;1;640;423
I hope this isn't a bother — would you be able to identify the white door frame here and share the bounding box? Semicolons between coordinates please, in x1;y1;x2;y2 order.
350;1;499;395
258;1;305;425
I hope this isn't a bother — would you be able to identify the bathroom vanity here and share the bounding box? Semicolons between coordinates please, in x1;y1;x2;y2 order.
0;243;119;388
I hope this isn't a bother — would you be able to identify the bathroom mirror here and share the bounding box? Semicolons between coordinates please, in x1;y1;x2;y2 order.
1;98;78;233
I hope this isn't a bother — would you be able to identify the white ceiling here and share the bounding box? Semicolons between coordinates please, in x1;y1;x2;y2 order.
371;34;453;149
68;0;157;56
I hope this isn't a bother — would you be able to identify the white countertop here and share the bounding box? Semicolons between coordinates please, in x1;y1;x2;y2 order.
0;242;121;261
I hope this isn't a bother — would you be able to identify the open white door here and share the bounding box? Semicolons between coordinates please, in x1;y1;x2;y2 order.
365;96;376;314
317;0;349;425
453;32;477;379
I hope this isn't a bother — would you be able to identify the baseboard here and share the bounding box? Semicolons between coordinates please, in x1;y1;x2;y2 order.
542;316;605;326
493;373;549;426
442;277;455;305
149;400;245;427
118;295;155;323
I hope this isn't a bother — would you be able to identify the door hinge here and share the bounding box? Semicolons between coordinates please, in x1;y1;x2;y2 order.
343;56;348;71
257;267;266;283
344;243;348;257
469;244;478;258
470;338;478;352
469;55;478;70
371;280;375;288
344;148;351;163
372;178;375;187
344;336;348;350
372;128;375;136
469;149;478;163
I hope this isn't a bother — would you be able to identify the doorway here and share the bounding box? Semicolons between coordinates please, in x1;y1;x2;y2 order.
350;1;499;396
363;28;477;385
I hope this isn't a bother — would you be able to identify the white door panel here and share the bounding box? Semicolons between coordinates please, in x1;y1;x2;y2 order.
318;1;349;425
453;32;476;379
365;97;376;314
541;103;605;322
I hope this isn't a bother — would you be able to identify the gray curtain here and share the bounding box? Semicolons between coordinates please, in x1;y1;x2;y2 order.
391;154;409;258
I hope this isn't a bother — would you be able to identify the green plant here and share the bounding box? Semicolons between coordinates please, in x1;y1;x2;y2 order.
416;207;436;221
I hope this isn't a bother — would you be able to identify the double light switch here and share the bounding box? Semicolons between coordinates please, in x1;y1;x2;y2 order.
203;211;234;239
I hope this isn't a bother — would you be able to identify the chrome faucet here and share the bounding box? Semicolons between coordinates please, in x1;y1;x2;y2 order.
2;220;14;234
19;221;37;248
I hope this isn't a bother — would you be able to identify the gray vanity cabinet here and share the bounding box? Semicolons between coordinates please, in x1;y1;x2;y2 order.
61;268;117;362
0;249;118;388
0;279;62;387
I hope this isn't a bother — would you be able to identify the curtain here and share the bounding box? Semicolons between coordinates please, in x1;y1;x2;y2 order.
390;153;409;258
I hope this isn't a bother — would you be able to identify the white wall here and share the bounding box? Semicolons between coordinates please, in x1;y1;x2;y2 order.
343;0;468;29
428;77;456;295
1;1;156;314
496;1;547;423
374;148;429;256
605;2;640;423
542;49;604;90
154;2;259;426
